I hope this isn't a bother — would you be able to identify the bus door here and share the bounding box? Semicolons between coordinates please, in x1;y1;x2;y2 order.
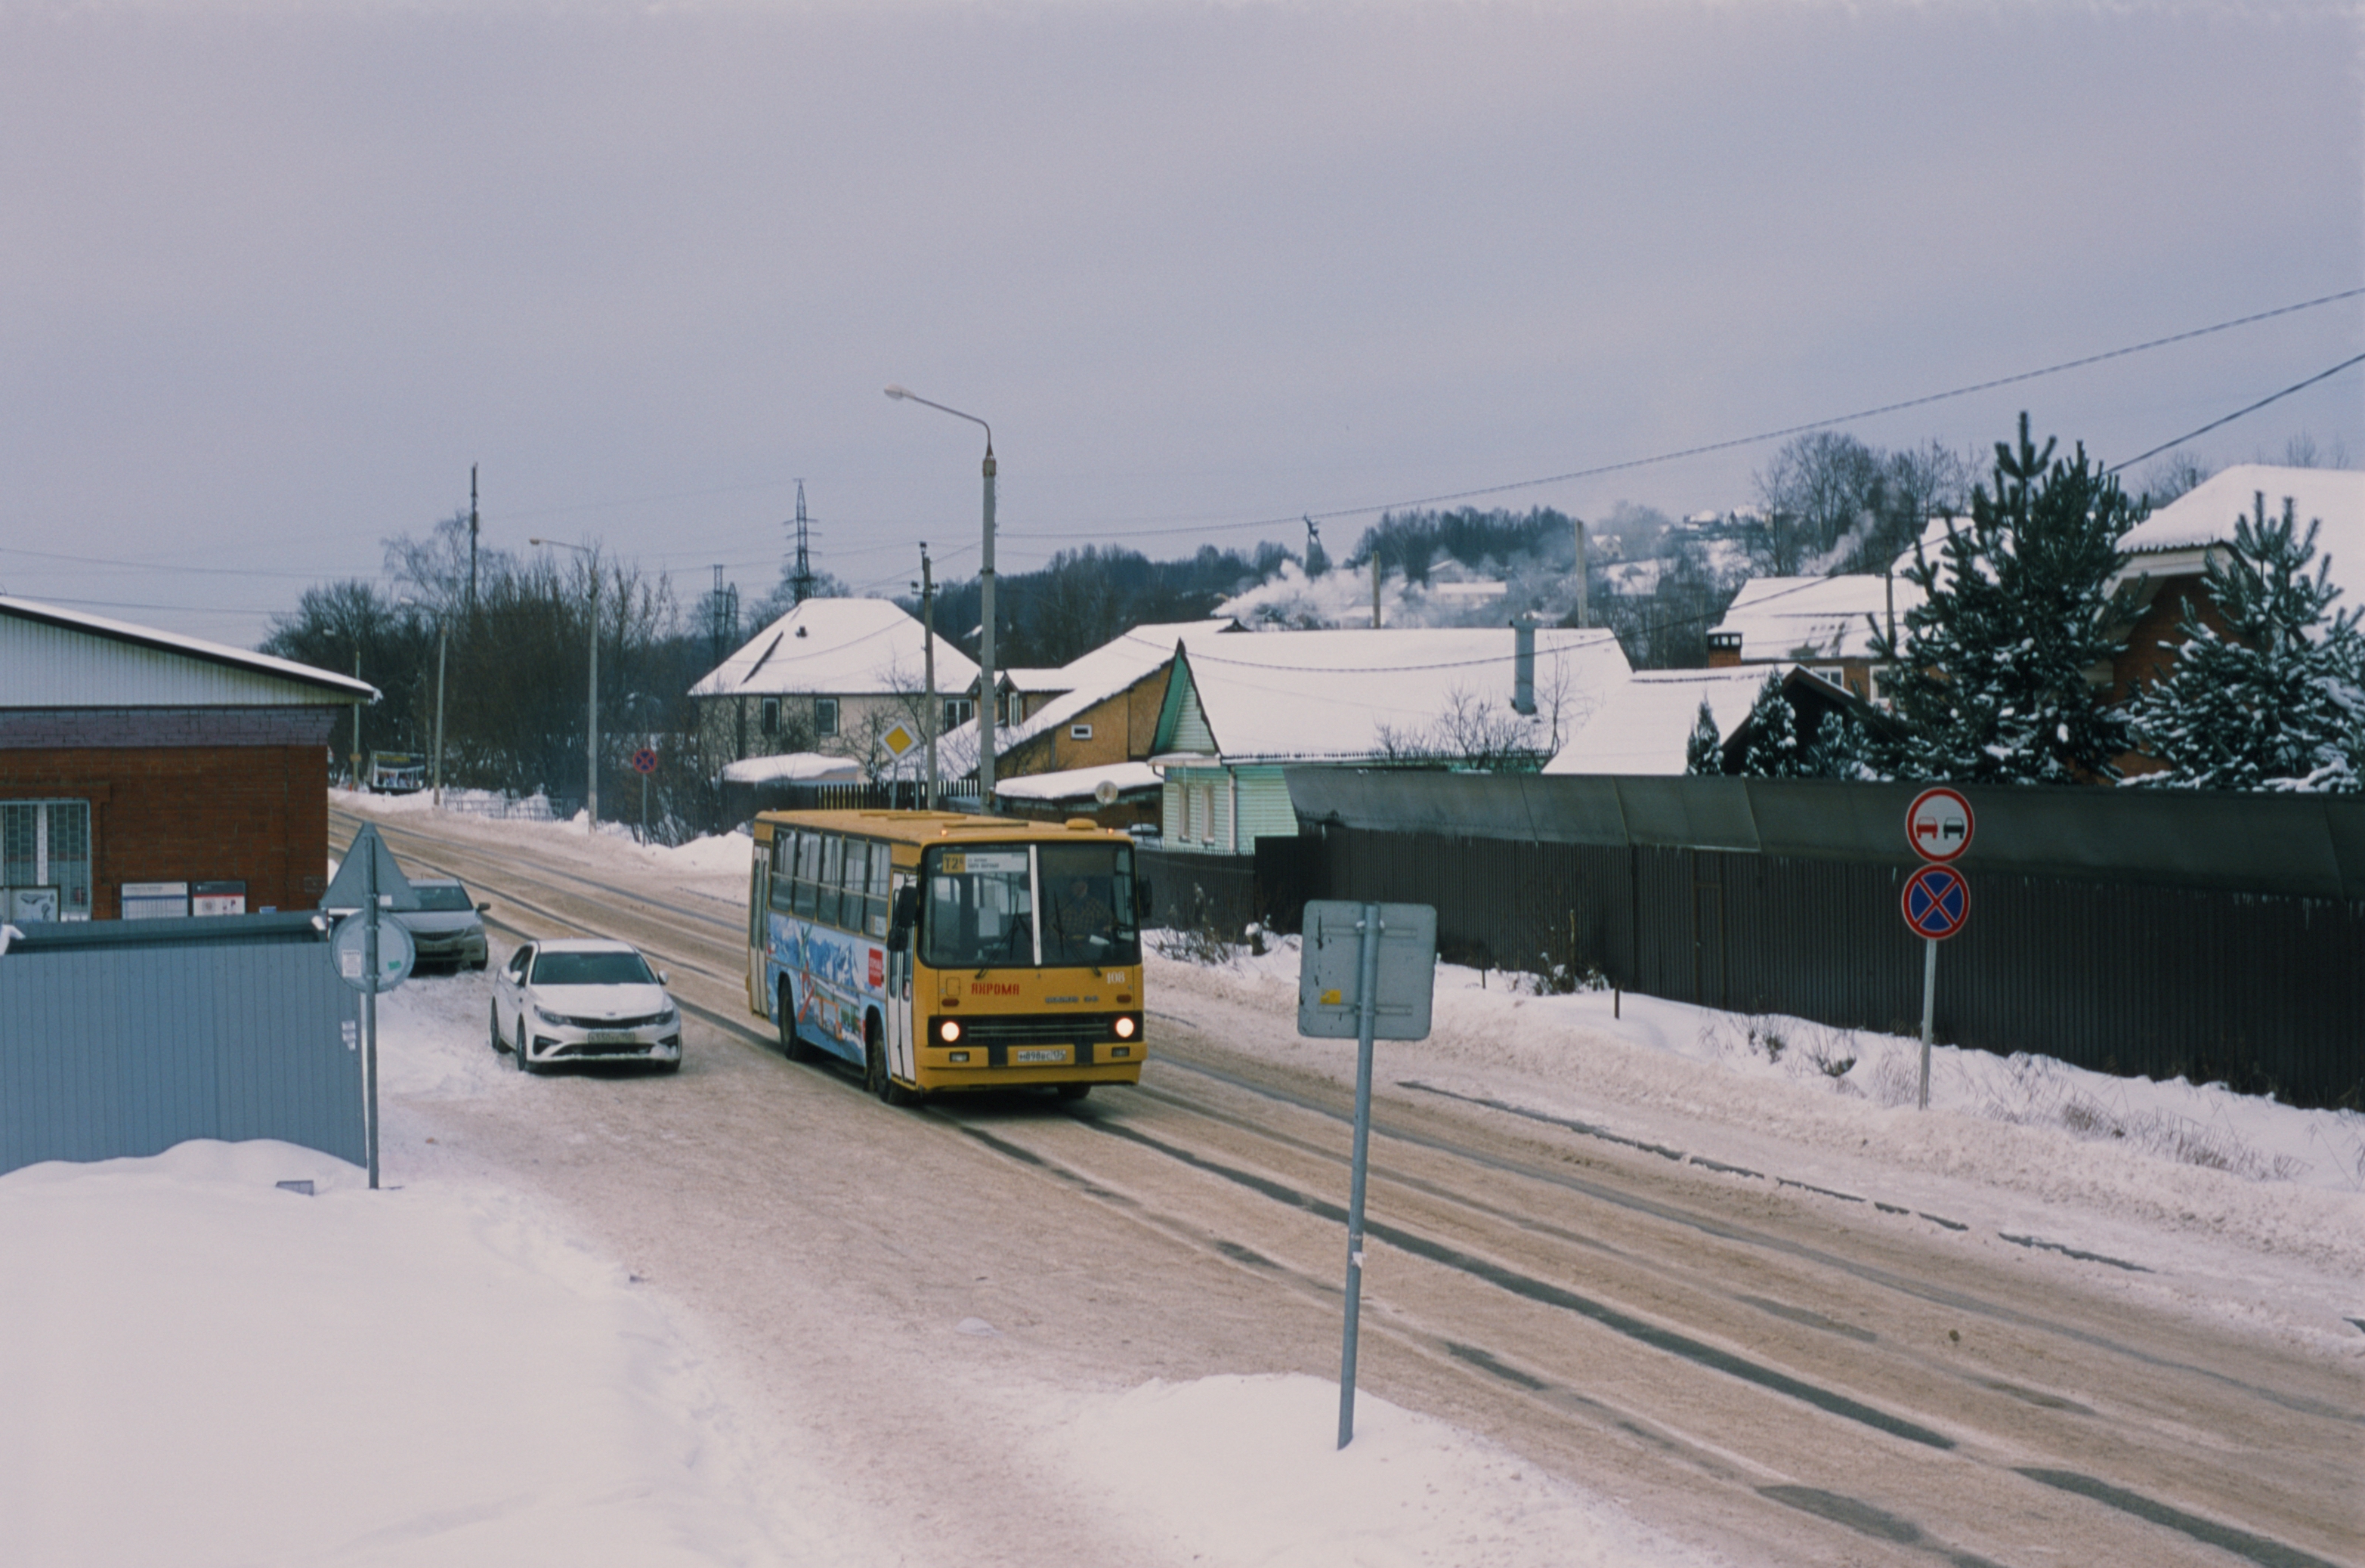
749;848;771;1013
886;869;916;1080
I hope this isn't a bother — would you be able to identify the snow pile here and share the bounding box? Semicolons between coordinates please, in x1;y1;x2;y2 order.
0;1141;813;1568
1148;934;2365;1328
1034;1374;1714;1568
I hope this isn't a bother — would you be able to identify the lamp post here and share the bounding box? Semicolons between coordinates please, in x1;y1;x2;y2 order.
530;537;599;825
885;385;997;810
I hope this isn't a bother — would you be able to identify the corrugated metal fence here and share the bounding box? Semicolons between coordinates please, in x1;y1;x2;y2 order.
1289;772;2365;1109
0;914;364;1175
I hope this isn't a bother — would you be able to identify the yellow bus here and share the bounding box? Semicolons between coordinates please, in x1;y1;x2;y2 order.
746;809;1146;1103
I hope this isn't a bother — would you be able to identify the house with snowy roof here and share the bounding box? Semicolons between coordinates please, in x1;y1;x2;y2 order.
1705;572;1926;701
2104;463;2363;778
1541;667;1770;775
689;598;977;777
1;595;375;920
2107;464;2363;697
934;620;1238;824
1148;623;1630;856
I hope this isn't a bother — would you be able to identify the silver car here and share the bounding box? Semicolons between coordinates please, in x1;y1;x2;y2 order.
490;938;683;1075
396;877;490;970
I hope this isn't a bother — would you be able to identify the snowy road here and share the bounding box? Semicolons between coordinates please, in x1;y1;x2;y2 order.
338;802;2362;1567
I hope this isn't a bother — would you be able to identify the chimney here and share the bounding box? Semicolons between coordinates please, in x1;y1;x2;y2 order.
1512;619;1536;715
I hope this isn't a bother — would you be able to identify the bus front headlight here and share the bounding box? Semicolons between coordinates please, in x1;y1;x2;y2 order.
1114;1015;1136;1040
938;1019;962;1044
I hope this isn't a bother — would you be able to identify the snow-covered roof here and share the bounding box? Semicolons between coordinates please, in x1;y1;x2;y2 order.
1;594;379;707
690;598;977;700
1161;625;1631;765
1541;668;1776;776
1708;575;1921;661
717;751;864;785
993;761;1163;803
995;666;1072;692
2116;464;2364;598
938;619;1238;775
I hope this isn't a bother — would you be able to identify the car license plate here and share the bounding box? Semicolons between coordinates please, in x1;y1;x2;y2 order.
589;1030;638;1044
1014;1047;1068;1064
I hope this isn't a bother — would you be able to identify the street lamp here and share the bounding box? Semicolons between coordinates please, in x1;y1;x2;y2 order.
530;537;599;826
885;384;997;809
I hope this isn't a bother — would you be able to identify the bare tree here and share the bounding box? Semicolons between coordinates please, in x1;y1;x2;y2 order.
1374;686;1550;771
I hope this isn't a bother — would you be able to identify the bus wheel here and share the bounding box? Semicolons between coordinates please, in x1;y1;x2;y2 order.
867;1019;914;1106
1056;1083;1092;1102
777;982;812;1063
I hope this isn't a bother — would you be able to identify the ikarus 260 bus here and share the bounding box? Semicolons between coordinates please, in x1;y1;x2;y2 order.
747;809;1146;1102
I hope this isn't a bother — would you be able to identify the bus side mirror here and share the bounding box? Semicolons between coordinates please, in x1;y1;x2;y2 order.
887;886;920;951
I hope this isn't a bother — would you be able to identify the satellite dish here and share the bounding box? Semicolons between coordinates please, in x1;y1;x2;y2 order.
1093;778;1121;806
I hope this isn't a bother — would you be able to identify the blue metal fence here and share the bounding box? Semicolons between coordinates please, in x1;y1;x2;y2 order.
0;914;364;1176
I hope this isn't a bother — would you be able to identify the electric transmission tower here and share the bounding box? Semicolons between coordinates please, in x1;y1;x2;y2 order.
788;481;820;606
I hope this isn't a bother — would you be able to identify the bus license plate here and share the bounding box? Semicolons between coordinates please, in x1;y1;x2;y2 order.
589;1030;638;1044
1015;1047;1069;1064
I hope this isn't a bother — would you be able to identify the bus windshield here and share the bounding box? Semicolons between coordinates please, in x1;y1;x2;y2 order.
922;842;1137;970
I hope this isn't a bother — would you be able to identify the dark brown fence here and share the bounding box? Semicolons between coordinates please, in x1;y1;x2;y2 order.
1289;772;2365;1109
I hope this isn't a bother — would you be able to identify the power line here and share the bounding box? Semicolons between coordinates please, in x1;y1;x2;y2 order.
1001;284;2365;543
2108;352;2365;475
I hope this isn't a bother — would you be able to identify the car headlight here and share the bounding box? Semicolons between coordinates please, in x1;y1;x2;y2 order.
533;1004;569;1025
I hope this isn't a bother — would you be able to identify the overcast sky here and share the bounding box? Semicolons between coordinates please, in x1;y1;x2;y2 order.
3;1;2360;648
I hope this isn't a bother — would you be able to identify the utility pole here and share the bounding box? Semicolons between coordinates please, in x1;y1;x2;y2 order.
468;465;480;623
1371;549;1383;629
1573;518;1591;629
918;543;938;807
431;618;447;806
351;648;363;785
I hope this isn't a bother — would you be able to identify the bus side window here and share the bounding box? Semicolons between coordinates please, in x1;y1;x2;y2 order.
841;840;869;936
793;831;820;919
818;835;844;928
769;831;798;914
867;843;892;936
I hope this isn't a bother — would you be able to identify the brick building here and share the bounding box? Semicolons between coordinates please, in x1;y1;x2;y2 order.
1;596;373;922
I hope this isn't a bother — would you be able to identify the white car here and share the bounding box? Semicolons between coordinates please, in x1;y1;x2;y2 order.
490;938;682;1075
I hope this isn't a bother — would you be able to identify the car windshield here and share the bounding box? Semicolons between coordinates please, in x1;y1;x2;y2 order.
531;949;654;987
411;885;475;912
920;841;1136;970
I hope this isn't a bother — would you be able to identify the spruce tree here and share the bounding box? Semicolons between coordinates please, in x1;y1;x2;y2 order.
1730;673;1801;776
1874;413;2141;783
2128;494;2365;792
1683;698;1724;775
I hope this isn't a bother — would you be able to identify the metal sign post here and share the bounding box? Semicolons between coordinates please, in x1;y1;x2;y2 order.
631;747;660;840
1299;898;1436;1449
324;825;421;1189
1900;793;1973;1110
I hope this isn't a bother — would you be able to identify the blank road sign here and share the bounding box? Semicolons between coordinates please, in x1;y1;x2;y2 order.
1297;900;1438;1041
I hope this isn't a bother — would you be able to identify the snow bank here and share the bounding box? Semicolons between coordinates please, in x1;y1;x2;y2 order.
0;1140;811;1567
1148;934;2365;1339
1032;1374;1715;1568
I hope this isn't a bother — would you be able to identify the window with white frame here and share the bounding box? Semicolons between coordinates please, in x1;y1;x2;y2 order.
815;697;839;736
760;697;781;736
2;799;93;921
944;698;974;730
1069;723;1093;741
